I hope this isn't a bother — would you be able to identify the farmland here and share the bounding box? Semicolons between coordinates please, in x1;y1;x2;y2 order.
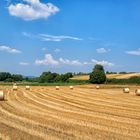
71;73;140;80
0;85;140;140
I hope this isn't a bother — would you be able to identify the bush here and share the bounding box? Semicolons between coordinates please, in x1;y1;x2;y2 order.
106;76;140;84
106;78;126;84
119;72;127;74
89;64;106;84
106;71;117;74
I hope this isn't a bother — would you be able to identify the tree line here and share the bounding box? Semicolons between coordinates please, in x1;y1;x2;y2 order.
0;72;73;83
39;72;73;83
0;72;23;82
1;64;138;84
0;65;106;84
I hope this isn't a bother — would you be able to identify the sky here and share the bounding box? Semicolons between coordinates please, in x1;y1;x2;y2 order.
0;0;140;76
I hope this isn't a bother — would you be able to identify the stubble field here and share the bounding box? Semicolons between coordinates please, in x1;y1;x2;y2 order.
71;73;140;80
0;85;140;140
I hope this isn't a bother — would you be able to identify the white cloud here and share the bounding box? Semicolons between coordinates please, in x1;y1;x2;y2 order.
91;59;114;67
39;34;82;42
0;45;21;54
8;0;59;20
96;48;110;53
35;54;82;66
19;62;30;66
126;48;140;56
22;32;82;42
59;58;82;66
35;54;114;67
83;61;93;65
35;54;59;65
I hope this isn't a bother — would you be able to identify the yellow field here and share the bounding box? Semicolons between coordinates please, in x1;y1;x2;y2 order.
71;73;140;80
0;85;140;140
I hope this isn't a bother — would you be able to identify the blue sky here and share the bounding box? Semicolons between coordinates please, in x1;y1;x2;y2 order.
0;0;140;76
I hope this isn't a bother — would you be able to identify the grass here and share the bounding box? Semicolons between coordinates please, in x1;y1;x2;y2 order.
0;80;89;86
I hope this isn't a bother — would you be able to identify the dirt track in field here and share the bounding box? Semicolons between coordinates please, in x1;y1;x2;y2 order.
0;85;140;140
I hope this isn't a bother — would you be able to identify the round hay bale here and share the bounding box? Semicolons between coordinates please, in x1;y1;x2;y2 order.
135;89;140;96
13;82;17;86
0;91;4;101
13;86;18;90
26;86;30;90
96;85;100;89
123;88;129;93
55;86;59;90
69;86;74;90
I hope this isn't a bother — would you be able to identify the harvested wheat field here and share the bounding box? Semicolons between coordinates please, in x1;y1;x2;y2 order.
71;73;140;80
0;85;140;140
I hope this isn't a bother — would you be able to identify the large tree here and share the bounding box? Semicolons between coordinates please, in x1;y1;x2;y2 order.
39;72;59;83
89;64;106;84
12;74;23;81
0;72;12;81
39;72;73;83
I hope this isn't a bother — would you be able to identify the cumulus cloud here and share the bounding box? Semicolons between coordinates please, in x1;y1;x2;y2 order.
126;48;140;56
35;54;59;66
0;45;21;54
35;54;114;67
91;59;114;67
59;58;82;66
39;34;82;42
19;62;30;66
35;54;82;66
8;0;59;20
96;48;110;53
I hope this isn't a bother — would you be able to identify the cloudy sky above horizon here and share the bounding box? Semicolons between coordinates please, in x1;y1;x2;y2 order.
0;0;140;76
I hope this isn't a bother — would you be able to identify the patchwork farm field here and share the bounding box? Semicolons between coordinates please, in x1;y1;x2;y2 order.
71;73;140;80
0;85;140;140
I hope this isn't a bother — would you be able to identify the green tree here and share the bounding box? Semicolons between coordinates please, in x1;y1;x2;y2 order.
39;71;73;83
12;74;23;81
5;78;13;82
59;73;73;82
59;74;69;82
39;72;59;83
65;72;73;78
46;73;59;82
54;75;62;82
0;72;12;81
39;72;51;83
89;64;106;84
